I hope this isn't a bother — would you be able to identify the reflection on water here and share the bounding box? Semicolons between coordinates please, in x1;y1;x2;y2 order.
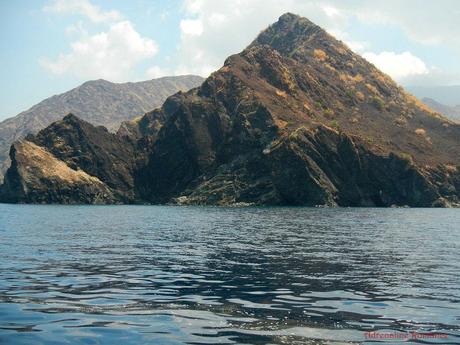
0;205;459;344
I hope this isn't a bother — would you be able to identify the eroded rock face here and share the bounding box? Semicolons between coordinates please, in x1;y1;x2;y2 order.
0;141;116;204
1;13;459;206
168;125;459;207
29;114;138;202
265;126;455;207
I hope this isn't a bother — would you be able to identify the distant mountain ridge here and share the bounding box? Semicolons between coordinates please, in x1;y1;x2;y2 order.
407;85;460;106
0;75;204;181
422;97;460;122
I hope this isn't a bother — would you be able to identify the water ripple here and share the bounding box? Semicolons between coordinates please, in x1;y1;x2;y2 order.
0;205;459;344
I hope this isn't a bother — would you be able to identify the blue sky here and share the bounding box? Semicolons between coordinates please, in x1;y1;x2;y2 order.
1;0;459;121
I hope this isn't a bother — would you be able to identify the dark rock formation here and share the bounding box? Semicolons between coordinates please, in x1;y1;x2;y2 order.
1;13;459;206
30;114;138;202
0;75;204;181
0;140;117;204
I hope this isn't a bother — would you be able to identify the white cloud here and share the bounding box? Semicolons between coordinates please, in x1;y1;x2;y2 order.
44;0;121;23
209;13;227;26
327;29;368;53
41;21;158;81
351;0;460;48
180;19;204;36
398;67;460;86
322;5;340;18
43;0;161;82
64;20;87;36
345;40;367;53
185;0;205;14
363;51;429;82
146;65;170;79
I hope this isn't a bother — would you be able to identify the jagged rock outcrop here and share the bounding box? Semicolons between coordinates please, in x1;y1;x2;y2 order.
0;140;116;204
1;13;459;206
0;75;204;181
30;114;139;202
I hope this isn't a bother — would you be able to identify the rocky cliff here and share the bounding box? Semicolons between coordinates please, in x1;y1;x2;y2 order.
1;13;459;206
1;140;116;204
0;75;204;181
1;114;138;203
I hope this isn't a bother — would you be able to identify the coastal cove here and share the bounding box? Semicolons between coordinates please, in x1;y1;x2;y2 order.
1;204;459;344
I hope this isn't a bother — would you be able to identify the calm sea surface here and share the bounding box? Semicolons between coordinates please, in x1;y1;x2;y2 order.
0;205;459;345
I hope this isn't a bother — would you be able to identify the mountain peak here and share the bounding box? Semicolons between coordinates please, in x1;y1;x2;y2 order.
277;12;313;26
62;113;79;122
250;12;326;56
79;79;112;89
278;12;302;22
61;113;96;129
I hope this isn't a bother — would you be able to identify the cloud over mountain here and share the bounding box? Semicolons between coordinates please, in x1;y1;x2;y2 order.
41;21;158;81
41;0;158;82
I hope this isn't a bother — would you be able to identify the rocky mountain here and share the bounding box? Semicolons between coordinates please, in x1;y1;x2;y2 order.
422;97;460;122
0;75;204;181
1;13;459;206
